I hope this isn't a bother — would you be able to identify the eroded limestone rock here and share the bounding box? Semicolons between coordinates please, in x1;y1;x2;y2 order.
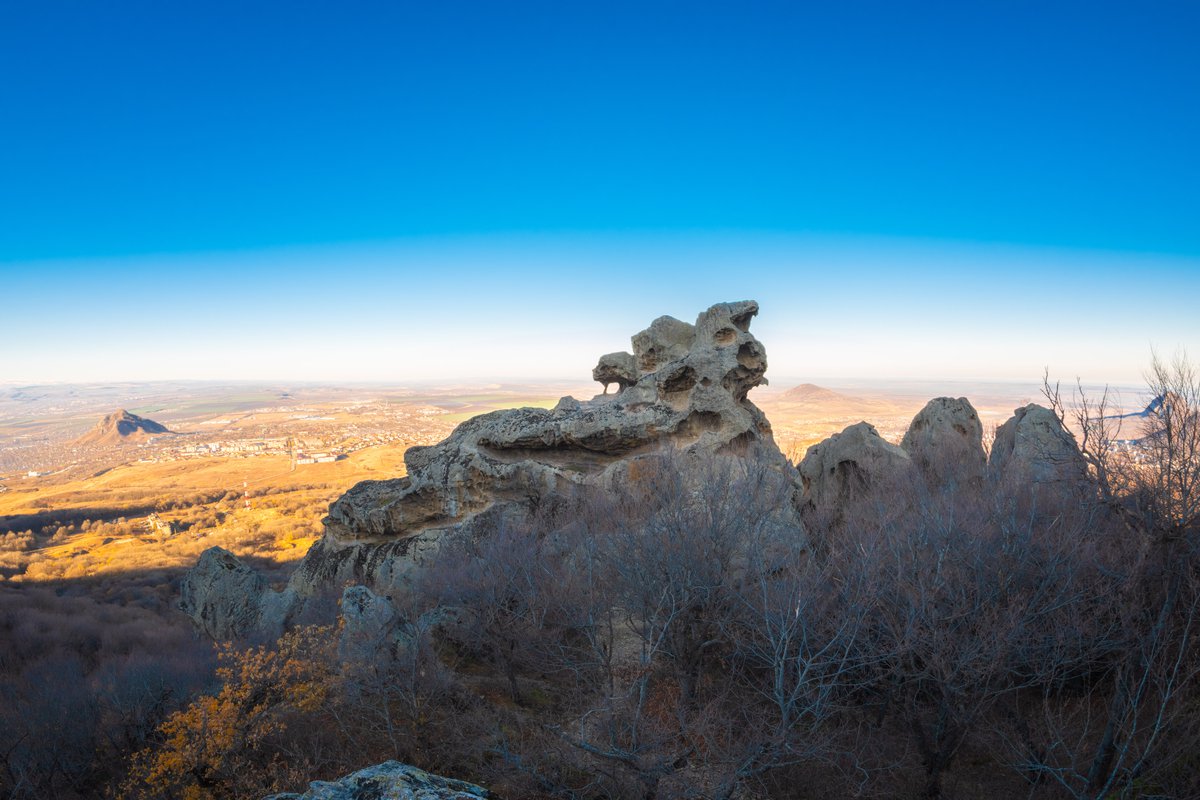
797;421;914;532
989;403;1090;488
310;300;796;592
901;396;986;491
263;760;491;800
178;547;289;640
592;351;637;393
185;301;803;638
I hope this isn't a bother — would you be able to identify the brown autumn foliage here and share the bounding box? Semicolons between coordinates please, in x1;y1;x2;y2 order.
0;580;215;799
121;625;338;800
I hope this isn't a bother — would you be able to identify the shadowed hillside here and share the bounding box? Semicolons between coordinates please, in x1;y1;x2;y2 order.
74;409;172;446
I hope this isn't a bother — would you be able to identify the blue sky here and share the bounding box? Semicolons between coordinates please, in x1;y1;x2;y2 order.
2;2;1198;384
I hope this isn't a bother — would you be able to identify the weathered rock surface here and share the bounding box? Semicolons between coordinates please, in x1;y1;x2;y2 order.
263;760;491;800
308;300;795;591
182;301;802;637
592;351;637;393
337;585;399;665
797;421;914;530
178;547;288;640
900;396;986;490
989;403;1090;488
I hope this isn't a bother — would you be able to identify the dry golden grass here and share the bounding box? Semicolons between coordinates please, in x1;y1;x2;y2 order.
0;443;410;584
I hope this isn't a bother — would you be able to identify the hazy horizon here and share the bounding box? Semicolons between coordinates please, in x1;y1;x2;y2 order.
5;233;1197;386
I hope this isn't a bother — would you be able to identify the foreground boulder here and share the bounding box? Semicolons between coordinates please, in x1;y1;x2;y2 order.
263;760;491;800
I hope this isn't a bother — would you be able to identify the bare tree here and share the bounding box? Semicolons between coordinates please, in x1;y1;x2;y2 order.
1026;351;1200;798
543;451;808;799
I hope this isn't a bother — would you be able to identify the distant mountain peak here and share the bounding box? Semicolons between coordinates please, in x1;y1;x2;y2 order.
780;383;853;402
76;409;171;446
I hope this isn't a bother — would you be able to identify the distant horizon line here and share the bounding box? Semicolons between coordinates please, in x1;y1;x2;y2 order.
0;375;1152;391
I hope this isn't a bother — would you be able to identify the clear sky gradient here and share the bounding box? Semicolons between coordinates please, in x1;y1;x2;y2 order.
2;2;1198;385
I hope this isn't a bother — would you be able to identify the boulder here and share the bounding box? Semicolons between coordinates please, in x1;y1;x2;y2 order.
592;351;637;393
797;421;913;532
178;547;281;640
900;396;986;491
988;404;1090;489
263;760;491;800
306;300;799;595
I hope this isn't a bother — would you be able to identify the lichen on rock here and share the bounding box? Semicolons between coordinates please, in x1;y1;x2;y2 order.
262;760;491;800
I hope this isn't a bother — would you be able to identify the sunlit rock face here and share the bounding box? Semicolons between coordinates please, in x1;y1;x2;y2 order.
295;300;802;596
988;403;1090;489
900;396;987;492
180;301;803;639
262;760;492;800
797;421;914;534
325;300;776;542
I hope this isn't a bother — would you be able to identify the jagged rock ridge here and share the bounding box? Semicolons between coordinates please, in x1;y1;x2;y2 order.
797;397;1090;535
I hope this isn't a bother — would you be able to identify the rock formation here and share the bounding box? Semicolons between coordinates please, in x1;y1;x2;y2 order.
337;585;400;665
263;760;491;800
75;409;171;446
797;421;914;532
988;403;1090;489
326;300;775;537
178;547;288;641
302;300;793;591
900;396;986;491
795;399;1093;543
182;300;802;636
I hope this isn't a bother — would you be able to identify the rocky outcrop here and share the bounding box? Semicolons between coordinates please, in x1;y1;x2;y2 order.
263;760;491;800
988;403;1090;489
183;301;802;638
178;547;287;640
305;300;796;595
337;585;400;665
900;397;986;491
592;351;637;393
797;421;914;531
